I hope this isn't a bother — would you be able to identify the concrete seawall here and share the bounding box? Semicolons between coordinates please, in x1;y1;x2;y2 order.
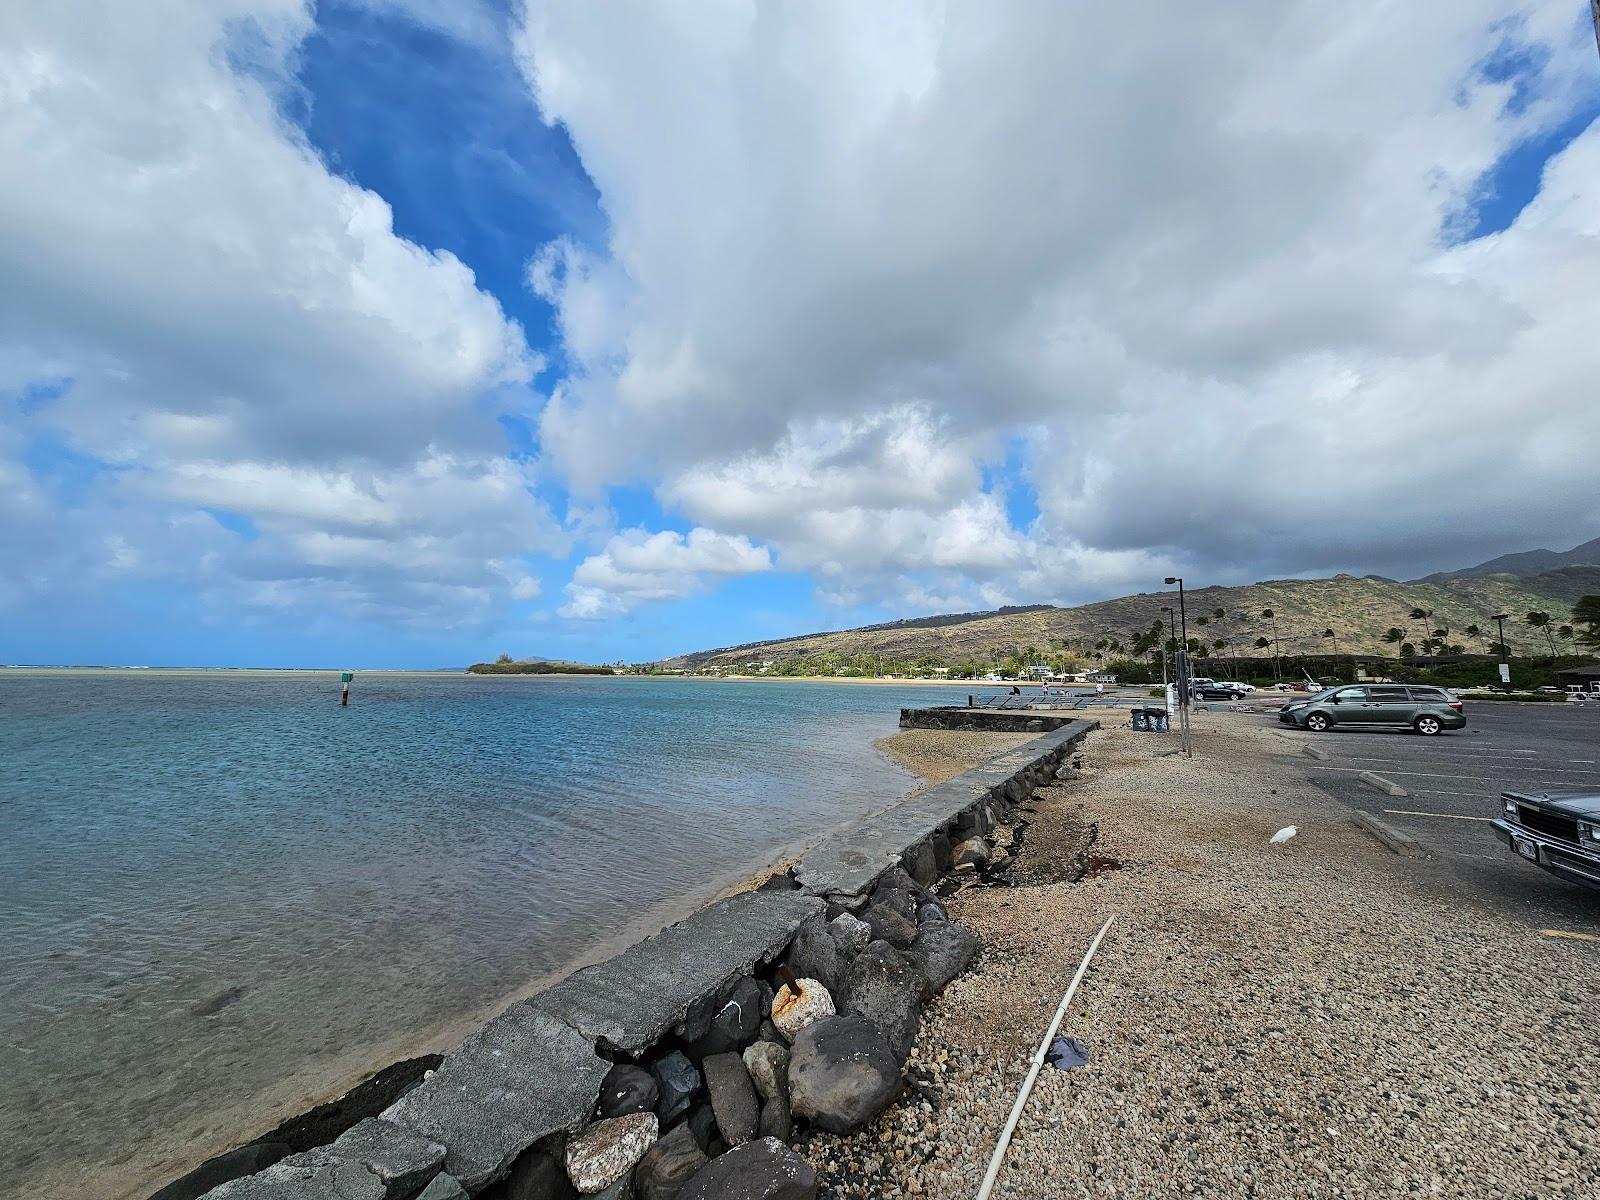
173;719;1097;1200
899;705;1085;733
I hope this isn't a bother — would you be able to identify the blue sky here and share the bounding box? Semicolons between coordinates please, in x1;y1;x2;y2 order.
3;2;1598;667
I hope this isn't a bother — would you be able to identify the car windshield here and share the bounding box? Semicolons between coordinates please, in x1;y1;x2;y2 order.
1310;687;1340;700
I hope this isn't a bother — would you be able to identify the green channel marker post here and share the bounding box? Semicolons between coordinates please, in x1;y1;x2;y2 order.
340;670;353;707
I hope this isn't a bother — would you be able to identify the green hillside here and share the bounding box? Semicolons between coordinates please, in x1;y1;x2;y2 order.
666;567;1600;671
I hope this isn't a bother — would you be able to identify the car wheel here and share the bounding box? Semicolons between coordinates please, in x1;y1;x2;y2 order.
1414;714;1442;736
1305;713;1330;732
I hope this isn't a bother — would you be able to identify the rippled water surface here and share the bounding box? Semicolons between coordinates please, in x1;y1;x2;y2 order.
0;671;961;1198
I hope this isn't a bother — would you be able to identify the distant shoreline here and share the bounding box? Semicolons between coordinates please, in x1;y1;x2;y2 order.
0;666;987;685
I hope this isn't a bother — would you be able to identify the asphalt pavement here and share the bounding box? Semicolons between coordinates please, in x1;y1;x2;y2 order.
1244;698;1600;930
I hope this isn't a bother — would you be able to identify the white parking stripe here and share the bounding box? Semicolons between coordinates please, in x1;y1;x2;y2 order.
1382;809;1494;822
1318;759;1600;776
1310;765;1600;783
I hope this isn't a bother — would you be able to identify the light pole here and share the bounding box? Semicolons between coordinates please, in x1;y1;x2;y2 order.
1164;577;1188;652
1492;613;1511;691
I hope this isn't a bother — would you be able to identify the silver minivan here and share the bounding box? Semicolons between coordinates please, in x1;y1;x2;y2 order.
1279;684;1466;735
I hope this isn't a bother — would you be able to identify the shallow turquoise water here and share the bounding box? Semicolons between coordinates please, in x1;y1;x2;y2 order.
0;672;961;1197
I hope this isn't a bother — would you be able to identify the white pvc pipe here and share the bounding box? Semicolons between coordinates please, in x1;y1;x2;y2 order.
974;914;1117;1200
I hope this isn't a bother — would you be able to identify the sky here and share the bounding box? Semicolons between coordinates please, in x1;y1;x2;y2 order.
3;1;1599;668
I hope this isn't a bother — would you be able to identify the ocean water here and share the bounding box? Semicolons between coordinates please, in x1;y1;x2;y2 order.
0;671;963;1199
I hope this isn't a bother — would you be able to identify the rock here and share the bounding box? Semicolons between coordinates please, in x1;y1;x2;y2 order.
825;913;871;960
916;900;947;925
756;1021;783;1045
930;831;952;871
904;919;978;994
636;1124;707;1200
702;1052;760;1147
770;978;833;1043
690;978;765;1057
782;915;842;993
951;838;991;868
593;1172;635;1200
787;1017;902;1135
201;1148;386;1200
565;1114;658;1195
757;1093;792;1143
756;873;800;892
859;902;917;951
839;941;923;1063
649;1051;702;1126
679;1138;817;1200
331;1119;447;1199
501;1150;574;1200
686;1105;720;1156
416;1174;468;1200
599;1064;660;1119
988;848;1012;871
903;839;938;886
741;1042;789;1105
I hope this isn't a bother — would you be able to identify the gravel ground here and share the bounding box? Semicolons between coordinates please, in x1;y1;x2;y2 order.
807;716;1600;1198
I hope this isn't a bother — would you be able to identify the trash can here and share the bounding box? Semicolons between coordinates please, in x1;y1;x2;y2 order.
1131;708;1149;732
1147;707;1169;733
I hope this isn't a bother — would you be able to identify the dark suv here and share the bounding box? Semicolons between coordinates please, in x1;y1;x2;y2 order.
1278;684;1465;735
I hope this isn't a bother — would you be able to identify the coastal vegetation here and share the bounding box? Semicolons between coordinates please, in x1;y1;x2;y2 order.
467;654;616;675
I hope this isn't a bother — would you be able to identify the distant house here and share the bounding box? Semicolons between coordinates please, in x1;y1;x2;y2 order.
1556;664;1600;693
1025;663;1051;679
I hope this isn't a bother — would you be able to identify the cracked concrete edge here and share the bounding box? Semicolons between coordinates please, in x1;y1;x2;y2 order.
1358;769;1408;797
1351;811;1423;858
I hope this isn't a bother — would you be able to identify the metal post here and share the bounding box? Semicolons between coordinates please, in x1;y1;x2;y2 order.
1492;614;1510;691
340;669;353;706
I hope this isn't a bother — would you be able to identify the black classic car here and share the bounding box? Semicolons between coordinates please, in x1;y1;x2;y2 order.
1491;789;1600;890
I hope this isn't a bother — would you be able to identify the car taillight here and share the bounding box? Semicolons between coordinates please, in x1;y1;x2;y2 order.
1448;701;1462;710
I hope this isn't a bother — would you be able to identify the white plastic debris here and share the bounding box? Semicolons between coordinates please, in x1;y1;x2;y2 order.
1269;826;1298;845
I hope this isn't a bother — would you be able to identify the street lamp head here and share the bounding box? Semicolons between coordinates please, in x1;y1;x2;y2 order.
1491;613;1509;621
1164;576;1180;585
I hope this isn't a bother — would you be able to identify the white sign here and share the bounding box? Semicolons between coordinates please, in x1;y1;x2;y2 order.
1498;663;1511;684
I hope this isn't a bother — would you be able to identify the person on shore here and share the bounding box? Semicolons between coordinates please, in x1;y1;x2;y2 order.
1095;681;1105;696
1009;684;1021;696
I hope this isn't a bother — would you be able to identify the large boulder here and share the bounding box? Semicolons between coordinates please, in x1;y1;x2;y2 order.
636;1124;706;1200
599;1064;660;1119
840;942;924;1063
565;1114;658;1195
649;1051;702;1126
858;902;917;951
702;1053;760;1147
787;1016;901;1135
679;1138;817;1200
781;914;842;994
905;920;979;995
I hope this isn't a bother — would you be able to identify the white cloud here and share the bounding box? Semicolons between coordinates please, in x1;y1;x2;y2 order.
0;1;557;628
518;0;1600;610
560;527;772;618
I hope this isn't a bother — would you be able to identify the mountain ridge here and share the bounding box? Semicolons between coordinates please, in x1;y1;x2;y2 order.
663;546;1600;669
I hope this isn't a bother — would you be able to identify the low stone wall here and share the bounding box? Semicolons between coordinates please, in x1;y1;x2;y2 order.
182;720;1097;1200
899;705;1083;733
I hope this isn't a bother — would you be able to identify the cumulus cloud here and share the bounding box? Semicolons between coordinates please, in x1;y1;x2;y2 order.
0;0;559;630
561;527;772;618
518;0;1600;610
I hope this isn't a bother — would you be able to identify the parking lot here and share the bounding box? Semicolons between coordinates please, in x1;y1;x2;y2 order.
1255;699;1600;928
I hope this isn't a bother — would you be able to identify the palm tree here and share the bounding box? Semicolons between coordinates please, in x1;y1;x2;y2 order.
1525;611;1557;656
1558;624;1575;644
1322;628;1339;656
1575;595;1600;649
1464;623;1482;648
1382;627;1406;653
